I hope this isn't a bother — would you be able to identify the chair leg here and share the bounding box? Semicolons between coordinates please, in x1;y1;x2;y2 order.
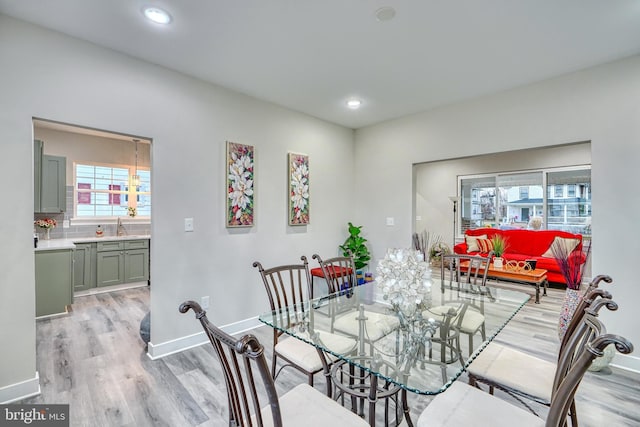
569;399;578;427
271;355;277;380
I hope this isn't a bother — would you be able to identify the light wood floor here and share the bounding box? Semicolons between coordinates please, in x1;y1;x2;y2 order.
23;282;640;426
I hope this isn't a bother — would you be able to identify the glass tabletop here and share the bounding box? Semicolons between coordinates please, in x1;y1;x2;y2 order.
258;280;530;395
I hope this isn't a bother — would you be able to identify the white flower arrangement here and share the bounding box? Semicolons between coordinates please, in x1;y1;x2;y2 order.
377;248;432;316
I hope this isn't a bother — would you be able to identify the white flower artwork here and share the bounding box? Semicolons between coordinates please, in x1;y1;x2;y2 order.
226;142;254;227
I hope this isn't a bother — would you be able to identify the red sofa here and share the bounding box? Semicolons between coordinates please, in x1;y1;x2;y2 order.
454;228;586;286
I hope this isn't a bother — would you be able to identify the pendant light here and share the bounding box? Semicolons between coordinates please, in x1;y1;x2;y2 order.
130;139;140;187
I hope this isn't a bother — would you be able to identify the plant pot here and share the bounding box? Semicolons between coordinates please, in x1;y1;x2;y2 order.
493;257;504;268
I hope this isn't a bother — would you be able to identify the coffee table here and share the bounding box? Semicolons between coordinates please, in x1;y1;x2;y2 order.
462;261;548;303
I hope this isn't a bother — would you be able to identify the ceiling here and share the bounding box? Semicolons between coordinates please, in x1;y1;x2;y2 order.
3;1;640;129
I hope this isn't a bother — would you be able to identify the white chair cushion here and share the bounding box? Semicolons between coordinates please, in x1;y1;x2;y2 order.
426;305;485;334
257;383;370;427
275;332;356;372
417;381;544;427
333;311;400;341
466;342;555;402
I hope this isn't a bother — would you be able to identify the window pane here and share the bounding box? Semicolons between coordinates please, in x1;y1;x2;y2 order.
497;172;543;227
74;163;151;219
461;176;497;233
546;169;591;235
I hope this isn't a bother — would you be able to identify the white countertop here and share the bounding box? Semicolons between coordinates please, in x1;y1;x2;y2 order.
35;235;151;252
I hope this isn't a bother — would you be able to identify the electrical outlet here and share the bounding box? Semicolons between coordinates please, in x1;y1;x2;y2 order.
201;296;210;309
184;217;194;232
386;217;395;226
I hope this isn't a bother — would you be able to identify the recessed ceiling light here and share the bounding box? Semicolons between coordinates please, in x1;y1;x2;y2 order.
375;6;396;22
346;99;362;109
143;7;172;25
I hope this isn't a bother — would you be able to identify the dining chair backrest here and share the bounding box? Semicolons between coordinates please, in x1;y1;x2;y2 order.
253;255;312;320
179;300;283;427
312;254;357;294
440;252;493;288
546;297;633;426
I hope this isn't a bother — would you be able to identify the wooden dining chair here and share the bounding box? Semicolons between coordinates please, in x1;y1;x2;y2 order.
416;294;633;427
253;255;356;394
179;300;369;427
466;275;613;426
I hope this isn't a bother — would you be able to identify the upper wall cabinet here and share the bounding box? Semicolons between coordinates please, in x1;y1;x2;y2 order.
34;139;66;213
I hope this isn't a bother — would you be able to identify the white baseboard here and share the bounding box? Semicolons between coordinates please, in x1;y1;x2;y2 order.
0;372;41;404
146;316;263;360
612;353;640;374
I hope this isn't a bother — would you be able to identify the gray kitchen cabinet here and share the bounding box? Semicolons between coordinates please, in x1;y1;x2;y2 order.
73;243;96;291
96;240;149;287
34;140;43;212
39;155;66;213
35;249;73;317
34;138;66;213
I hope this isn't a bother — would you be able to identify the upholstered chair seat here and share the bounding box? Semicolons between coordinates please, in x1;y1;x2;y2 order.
467;343;555;402
275;332;357;372
417;381;544;427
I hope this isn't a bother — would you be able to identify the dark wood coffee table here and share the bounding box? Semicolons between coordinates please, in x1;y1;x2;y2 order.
461;261;548;303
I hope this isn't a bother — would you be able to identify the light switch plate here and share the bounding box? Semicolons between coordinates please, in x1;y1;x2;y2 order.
184;217;194;232
386;217;395;226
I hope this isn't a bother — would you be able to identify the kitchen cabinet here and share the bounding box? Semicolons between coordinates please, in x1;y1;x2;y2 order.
35;248;73;317
96;240;149;287
34;139;67;213
34;139;43;212
73;243;96;291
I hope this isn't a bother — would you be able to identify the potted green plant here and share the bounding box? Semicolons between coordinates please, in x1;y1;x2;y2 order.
339;222;371;271
491;234;507;268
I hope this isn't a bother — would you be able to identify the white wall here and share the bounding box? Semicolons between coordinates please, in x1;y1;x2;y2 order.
354;55;640;371
0;15;354;401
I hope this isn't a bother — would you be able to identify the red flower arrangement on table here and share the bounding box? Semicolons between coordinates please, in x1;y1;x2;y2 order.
34;218;57;229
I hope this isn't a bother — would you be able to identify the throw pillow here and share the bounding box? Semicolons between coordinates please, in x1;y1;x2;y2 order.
542;236;580;258
465;234;487;253
476;238;494;254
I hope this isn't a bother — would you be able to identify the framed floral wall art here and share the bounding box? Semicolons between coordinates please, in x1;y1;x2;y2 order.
226;141;254;227
288;152;310;225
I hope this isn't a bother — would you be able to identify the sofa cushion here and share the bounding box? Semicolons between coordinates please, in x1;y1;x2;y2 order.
476;238;493;254
465;234;487;252
541;236;580;258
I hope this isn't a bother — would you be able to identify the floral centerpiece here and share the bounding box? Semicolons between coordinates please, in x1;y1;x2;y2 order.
34;218;57;240
377;248;432;318
35;218;57;229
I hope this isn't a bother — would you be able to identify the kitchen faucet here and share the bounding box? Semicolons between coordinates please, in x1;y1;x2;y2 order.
117;217;126;236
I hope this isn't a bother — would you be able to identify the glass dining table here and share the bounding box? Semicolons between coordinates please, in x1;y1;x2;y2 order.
259;280;530;426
